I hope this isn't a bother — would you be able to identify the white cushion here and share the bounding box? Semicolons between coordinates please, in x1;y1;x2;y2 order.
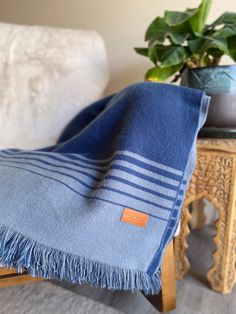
0;23;109;149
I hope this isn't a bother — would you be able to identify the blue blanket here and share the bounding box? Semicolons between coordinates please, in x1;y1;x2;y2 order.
0;82;210;294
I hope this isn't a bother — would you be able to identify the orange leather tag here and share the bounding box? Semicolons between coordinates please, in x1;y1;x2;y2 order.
121;208;149;228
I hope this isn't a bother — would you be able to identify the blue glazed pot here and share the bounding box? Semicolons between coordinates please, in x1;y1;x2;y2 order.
181;65;236;127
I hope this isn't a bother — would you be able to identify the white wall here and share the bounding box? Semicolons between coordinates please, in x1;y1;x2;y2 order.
0;0;235;94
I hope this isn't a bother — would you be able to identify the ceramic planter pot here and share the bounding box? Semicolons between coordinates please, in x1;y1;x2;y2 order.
180;65;236;127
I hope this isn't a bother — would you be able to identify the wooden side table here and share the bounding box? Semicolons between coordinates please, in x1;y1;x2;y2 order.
174;139;236;294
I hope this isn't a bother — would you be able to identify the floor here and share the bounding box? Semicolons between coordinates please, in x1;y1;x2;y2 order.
0;227;235;314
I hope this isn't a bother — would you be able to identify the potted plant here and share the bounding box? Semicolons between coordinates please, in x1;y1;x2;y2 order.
135;0;236;127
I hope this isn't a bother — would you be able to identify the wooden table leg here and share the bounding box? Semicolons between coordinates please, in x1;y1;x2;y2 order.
144;240;176;312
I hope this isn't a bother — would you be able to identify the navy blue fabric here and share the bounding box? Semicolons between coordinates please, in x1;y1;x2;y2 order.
0;82;209;294
55;83;203;169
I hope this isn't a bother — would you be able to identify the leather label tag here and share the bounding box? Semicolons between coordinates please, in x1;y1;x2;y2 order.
121;208;149;228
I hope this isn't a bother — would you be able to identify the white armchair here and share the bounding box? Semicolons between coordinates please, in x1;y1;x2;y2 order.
0;23;109;149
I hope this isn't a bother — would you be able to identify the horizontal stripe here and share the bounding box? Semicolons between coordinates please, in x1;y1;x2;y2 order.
111;160;179;186
110;165;179;191
2;149;183;177
0;151;179;187
106;175;175;201
98;178;174;207
63;152;182;180
0;150;107;173
0;153;178;198
107;170;177;197
0;152;104;179
119;151;183;176
0;158;173;212
0;162;169;221
110;164;178;187
111;154;181;180
0;162;171;220
94;188;171;219
65;150;183;176
0;158;97;191
115;151;183;176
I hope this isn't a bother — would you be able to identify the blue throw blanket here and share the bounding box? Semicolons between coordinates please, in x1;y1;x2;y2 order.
0;82;210;294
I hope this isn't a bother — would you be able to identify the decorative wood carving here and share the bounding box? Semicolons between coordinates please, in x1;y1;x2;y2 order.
174;139;236;293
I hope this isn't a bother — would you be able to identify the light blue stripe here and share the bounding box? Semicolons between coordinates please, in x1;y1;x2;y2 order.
94;188;171;219
0;150;106;172
98;178;174;208
67;150;183;176
177;195;183;200
111;161;179;187
0;154;177;198
0;151;179;187
116;151;183;176
108;169;177;197
1;149;183;176
0;152;103;179
0;159;173;213
0;158;96;191
0;162;170;221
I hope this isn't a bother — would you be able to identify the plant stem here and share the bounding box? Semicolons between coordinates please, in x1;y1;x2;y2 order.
199;54;206;67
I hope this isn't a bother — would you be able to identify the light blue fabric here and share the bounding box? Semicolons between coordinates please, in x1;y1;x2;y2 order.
0;82;210;294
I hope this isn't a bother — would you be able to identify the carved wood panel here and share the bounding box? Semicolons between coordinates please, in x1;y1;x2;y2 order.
175;146;236;293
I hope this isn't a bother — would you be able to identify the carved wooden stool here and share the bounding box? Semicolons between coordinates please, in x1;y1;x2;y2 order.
174;138;236;294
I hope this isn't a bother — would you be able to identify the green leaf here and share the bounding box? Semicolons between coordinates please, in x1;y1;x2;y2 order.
159;46;189;67
207;48;224;58
135;2;236;71
212;25;236;38
164;9;198;26
145;17;188;45
135;45;188;67
211;12;236;27
153;45;173;61
228;35;236;50
165;1;212;34
188;0;212;34
134;48;149;57
189;36;229;54
227;35;236;61
145;17;167;41
145;64;183;82
148;45;158;65
229;50;236;62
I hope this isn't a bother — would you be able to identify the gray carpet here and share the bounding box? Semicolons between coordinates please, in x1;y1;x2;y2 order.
0;281;122;314
0;227;235;314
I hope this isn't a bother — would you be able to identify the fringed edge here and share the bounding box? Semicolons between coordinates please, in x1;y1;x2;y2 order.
0;223;161;295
